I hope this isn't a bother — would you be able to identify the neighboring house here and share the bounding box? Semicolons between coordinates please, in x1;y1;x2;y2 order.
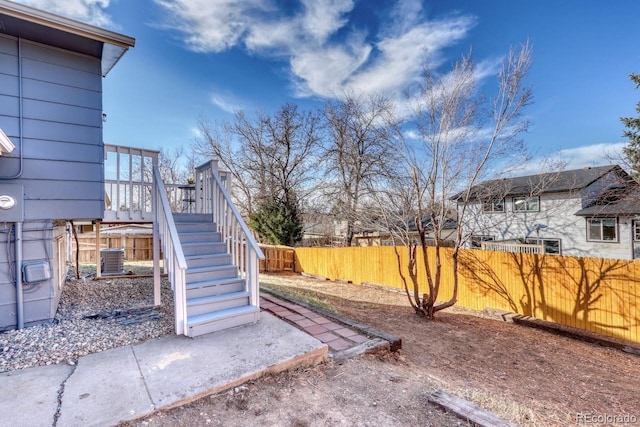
353;217;458;247
0;0;135;329
457;165;640;259
0;1;263;335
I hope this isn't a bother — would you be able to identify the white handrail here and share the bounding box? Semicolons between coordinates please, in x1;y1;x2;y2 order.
153;165;188;335
195;160;265;307
212;174;264;259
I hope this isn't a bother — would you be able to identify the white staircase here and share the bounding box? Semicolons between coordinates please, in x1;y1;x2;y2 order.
174;213;260;336
153;160;264;338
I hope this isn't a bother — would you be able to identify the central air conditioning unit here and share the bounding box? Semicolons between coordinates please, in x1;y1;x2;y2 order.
101;248;124;275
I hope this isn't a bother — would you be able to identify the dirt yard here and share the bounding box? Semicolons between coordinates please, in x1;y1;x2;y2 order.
124;272;640;427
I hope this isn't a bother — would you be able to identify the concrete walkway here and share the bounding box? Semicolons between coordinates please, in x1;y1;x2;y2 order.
0;313;327;427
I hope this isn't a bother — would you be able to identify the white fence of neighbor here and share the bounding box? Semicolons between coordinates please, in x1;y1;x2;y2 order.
481;241;546;254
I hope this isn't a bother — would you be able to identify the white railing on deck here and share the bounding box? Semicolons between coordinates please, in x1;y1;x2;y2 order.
104;144;159;222
153;165;188;335
195;160;265;308
482;241;545;254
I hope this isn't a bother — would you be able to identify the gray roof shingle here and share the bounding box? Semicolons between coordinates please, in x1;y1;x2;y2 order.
456;165;627;200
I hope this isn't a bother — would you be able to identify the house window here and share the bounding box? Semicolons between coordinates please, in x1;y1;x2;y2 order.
633;220;640;259
524;238;561;255
587;218;617;242
482;199;505;212
513;196;539;212
470;235;494;248
634;220;640;241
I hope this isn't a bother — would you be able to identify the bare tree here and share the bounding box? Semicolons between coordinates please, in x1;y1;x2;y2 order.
193;118;256;215
194;104;322;244
375;43;533;319
157;147;194;185
322;93;401;246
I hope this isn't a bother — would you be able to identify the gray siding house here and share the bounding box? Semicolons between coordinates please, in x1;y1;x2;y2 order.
0;1;134;329
0;1;264;337
459;165;640;260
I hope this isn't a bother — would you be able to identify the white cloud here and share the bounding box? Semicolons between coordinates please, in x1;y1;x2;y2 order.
12;0;112;27
209;91;246;114
154;0;271;52
554;142;626;169
515;142;626;175
299;0;354;43
290;38;372;97
344;17;474;97
154;0;477;102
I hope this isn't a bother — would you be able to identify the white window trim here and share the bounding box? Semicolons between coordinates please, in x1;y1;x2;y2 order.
524;237;562;255
633;220;640;242
512;196;540;212
482;199;505;213
470;235;494;248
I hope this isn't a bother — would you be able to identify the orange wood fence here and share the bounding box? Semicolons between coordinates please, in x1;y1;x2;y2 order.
259;245;295;272
294;246;640;344
74;235;157;262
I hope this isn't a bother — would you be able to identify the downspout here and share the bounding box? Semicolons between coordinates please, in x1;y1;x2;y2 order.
15;222;23;329
1;37;24;179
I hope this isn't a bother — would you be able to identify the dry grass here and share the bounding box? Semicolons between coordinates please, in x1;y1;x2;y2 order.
258;272;640;427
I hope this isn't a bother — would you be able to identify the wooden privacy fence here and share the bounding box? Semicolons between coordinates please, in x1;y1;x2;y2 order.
294;246;640;344
259;244;295;272
74;235;294;271
74;234;157;262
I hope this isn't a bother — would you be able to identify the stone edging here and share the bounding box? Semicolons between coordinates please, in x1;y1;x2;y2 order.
260;286;402;353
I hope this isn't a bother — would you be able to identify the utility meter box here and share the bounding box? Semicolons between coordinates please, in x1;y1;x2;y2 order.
0;184;23;222
22;260;52;284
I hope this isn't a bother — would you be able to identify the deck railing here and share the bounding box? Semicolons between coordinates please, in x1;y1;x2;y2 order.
104;144;199;221
481;241;545;254
152;165;188;335
195;160;264;307
104;144;159;222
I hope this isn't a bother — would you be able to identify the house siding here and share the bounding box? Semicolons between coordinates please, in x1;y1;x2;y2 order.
0;34;104;221
0;222;66;330
463;193;635;260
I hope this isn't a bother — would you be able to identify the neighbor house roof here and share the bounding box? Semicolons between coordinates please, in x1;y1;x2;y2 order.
355;216;458;236
0;0;135;76
454;165;628;201
575;186;640;216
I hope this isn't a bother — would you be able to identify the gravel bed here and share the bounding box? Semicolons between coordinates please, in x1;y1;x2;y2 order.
0;270;175;372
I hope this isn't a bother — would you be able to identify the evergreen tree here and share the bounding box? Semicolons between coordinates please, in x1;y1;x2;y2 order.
249;196;303;246
621;73;640;180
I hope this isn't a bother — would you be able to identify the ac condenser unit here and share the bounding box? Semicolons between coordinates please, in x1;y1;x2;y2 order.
101;248;124;275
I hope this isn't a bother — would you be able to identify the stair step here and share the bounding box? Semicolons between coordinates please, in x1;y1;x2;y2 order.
186;277;245;298
187;305;260;337
186;291;250;316
182;241;228;256
173;213;213;222
186;264;238;282
175;221;218;233
185;253;232;268
178;231;222;243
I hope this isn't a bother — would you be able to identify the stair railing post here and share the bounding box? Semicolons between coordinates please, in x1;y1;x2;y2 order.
152;177;161;306
247;249;258;306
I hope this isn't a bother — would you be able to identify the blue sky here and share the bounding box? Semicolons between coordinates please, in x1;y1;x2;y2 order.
14;0;640;169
